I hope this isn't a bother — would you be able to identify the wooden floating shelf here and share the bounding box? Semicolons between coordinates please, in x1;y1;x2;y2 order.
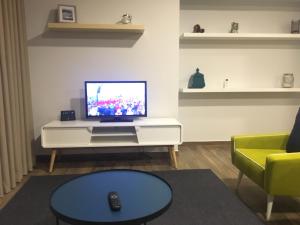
47;23;144;33
180;88;300;93
180;33;300;41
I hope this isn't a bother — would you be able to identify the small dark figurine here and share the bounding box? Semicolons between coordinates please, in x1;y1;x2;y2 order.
193;24;205;33
291;20;300;33
230;22;239;33
188;68;205;89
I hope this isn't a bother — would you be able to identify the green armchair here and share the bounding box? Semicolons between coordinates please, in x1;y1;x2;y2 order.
231;133;300;220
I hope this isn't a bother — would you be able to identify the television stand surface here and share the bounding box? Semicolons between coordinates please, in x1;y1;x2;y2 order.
41;118;182;172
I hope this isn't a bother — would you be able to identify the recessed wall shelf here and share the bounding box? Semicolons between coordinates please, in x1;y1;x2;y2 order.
180;88;300;93
180;33;300;41
47;23;144;33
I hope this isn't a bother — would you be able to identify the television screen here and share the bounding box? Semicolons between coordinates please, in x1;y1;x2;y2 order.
85;81;147;119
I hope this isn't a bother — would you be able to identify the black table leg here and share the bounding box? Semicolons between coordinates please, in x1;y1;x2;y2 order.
56;217;59;225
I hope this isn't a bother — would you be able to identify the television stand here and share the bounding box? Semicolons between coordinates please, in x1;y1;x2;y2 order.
100;117;134;123
41;118;182;172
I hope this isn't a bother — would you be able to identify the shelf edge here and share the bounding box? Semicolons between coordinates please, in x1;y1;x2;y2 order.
180;88;300;93
47;23;145;33
180;33;300;41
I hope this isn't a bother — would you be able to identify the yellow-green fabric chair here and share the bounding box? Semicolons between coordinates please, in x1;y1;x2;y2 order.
231;133;300;220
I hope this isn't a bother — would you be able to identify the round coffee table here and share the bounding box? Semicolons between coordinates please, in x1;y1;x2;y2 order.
50;170;172;225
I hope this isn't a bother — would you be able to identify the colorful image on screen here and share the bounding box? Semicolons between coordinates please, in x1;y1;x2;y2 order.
86;82;146;117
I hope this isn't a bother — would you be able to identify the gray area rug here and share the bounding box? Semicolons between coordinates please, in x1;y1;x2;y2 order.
0;169;264;225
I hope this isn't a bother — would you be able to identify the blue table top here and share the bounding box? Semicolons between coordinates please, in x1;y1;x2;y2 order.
50;170;172;225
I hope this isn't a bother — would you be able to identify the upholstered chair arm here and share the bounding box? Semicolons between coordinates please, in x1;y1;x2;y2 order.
231;133;289;163
265;153;300;196
232;133;289;149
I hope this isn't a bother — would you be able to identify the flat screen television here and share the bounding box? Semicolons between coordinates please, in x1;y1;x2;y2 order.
85;81;147;122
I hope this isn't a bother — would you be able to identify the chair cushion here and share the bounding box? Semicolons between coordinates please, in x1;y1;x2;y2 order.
286;108;300;153
234;148;286;187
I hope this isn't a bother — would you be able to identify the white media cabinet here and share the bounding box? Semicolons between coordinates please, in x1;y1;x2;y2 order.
41;118;182;172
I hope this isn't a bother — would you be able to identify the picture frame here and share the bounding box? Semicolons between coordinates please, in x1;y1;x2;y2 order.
58;5;77;23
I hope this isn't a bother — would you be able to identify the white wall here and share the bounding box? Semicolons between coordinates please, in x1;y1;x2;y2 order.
179;1;300;141
25;0;180;143
25;0;300;145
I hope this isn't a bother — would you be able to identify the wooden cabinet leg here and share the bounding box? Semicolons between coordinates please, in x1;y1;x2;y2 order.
49;149;57;173
168;146;178;169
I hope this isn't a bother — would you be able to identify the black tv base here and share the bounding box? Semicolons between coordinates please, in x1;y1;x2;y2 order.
100;117;134;123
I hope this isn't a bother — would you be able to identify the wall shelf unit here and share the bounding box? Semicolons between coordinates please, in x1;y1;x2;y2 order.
179;0;300;142
180;88;300;93
47;23;144;33
180;33;300;41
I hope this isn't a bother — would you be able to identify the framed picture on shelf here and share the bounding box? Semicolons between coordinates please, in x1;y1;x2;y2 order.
58;5;77;23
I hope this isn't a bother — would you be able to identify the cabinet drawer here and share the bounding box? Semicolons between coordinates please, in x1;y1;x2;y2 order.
136;126;181;145
42;127;90;147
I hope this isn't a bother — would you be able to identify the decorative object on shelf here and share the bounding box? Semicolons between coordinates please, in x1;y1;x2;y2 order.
193;24;205;33
58;5;77;23
282;73;294;88
223;78;229;88
121;13;132;24
60;110;76;121
230;22;239;33
291;20;300;33
188;68;205;88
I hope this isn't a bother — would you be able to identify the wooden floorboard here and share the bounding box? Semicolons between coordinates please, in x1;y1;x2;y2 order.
0;142;300;224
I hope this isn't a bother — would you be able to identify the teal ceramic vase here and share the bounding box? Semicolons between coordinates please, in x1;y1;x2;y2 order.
188;68;205;88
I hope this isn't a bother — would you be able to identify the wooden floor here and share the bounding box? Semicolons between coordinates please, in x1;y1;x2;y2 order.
1;142;300;224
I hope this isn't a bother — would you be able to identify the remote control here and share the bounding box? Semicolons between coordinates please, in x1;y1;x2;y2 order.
108;192;121;211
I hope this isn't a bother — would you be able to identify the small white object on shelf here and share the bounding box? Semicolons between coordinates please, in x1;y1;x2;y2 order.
282;73;295;88
121;13;132;24
223;78;229;88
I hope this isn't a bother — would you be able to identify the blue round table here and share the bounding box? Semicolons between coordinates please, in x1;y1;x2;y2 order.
50;170;172;225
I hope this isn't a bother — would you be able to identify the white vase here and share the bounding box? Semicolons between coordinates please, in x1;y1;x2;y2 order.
282;73;294;88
